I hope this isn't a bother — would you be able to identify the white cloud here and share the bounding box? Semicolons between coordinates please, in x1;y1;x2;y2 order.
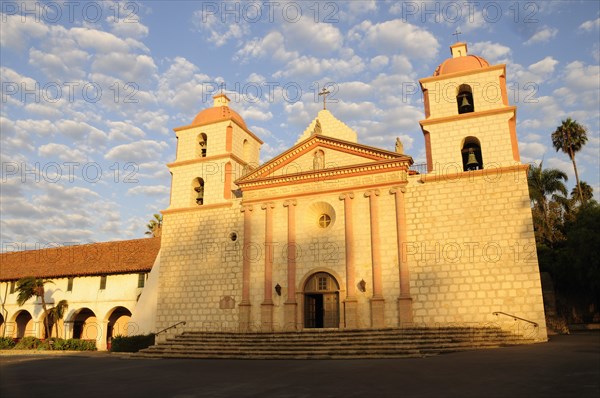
282;19;343;55
38;143;87;162
0;14;49;50
126;185;170;196
369;55;389;71
192;8;250;47
528;56;559;76
104;139;169;163
579;17;600;32
524;27;558;45
235;31;298;63
107;16;150;39
91;52;157;83
469;42;511;64
349;19;439;60
107;121;146;141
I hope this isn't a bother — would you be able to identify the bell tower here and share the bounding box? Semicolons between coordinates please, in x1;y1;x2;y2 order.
419;42;519;173
166;93;263;211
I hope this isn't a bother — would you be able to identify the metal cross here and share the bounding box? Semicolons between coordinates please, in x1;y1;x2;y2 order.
452;30;462;42
318;87;331;110
219;82;225;94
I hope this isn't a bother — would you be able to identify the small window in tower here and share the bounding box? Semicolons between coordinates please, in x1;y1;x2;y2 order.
197;133;207;158
456;84;474;114
318;214;332;228
193;177;205;206
100;275;107;290
67;277;74;292
10;281;15;294
461;136;484;171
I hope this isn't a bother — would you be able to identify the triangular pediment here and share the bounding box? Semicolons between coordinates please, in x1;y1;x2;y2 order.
236;134;412;186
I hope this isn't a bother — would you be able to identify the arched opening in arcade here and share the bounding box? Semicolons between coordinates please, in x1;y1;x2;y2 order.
105;306;133;347
12;310;34;338
71;308;99;340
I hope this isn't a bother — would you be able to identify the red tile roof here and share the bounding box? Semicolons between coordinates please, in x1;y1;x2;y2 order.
0;238;160;281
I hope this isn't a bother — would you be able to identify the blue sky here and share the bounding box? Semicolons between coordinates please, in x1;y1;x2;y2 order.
1;1;599;248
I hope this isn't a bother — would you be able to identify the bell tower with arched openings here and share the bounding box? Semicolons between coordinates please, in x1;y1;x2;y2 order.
165;93;263;210
418;42;519;173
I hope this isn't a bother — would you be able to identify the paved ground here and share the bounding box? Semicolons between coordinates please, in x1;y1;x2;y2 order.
1;333;599;398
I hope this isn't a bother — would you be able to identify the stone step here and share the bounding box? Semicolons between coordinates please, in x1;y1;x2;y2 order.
135;327;535;359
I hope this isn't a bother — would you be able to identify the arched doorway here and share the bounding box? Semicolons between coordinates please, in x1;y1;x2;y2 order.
303;272;340;328
71;308;98;339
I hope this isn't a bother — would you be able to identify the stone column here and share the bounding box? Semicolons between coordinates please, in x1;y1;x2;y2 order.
239;204;253;331
261;202;275;331
283;200;298;330
339;192;358;329
365;189;385;328
390;187;413;326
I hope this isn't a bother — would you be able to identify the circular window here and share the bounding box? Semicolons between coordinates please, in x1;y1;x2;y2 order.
229;232;238;241
318;214;332;228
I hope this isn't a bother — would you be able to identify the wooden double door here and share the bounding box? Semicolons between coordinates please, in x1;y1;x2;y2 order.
303;272;340;328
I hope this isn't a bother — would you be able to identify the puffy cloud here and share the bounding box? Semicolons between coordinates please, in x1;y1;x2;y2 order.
91;52;157;83
38;143;87;163
126;185;170;196
349;19;439;60
282;19;343;55
0;14;49;50
107;121;146;141
524;27;558;45
104;139;169;163
469;41;511;64
579;17;600;32
528;56;559;76
234;31;298;63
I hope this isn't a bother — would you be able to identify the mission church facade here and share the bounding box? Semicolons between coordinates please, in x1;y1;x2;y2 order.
155;42;547;340
0;43;548;347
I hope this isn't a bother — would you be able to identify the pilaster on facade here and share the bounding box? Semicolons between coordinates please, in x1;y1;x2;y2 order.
283;199;298;330
364;189;385;328
239;204;253;331
390;186;414;326
260;202;276;331
339;192;358;329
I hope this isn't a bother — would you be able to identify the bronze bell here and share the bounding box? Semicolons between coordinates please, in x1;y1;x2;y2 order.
461;96;471;107
466;149;479;170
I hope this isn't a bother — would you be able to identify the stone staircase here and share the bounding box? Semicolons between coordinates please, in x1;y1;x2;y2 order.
135;327;536;359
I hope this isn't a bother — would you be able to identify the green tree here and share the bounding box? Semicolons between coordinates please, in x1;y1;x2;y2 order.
48;299;68;339
145;213;163;237
527;162;569;245
551;118;588;203
16;277;54;339
570;181;594;205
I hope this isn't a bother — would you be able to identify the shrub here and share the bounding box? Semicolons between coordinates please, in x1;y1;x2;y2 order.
14;336;42;350
48;338;96;351
110;334;155;352
0;337;16;350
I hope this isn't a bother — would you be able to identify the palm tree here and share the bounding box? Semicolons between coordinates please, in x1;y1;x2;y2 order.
527;162;569;245
145;213;163;237
571;181;594;204
551;118;588;203
16;277;54;339
48;300;68;339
